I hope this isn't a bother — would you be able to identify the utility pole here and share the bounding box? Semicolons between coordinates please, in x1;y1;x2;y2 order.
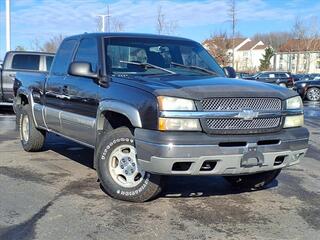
97;5;111;32
228;0;236;68
6;0;11;52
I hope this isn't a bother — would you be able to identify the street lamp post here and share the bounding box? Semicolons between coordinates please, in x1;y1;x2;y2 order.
5;0;11;52
97;5;111;32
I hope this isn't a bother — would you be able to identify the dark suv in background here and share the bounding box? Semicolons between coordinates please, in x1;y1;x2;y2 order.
243;71;294;88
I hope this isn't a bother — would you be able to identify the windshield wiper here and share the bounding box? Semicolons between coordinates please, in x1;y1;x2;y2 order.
171;62;217;75
120;60;176;75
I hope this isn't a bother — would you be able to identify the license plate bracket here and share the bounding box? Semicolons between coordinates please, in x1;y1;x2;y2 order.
241;145;264;167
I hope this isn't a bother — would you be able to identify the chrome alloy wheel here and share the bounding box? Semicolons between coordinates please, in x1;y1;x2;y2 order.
108;144;145;188
307;88;320;101
21;114;30;142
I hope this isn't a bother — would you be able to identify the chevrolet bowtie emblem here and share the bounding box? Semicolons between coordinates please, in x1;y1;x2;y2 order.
236;109;259;121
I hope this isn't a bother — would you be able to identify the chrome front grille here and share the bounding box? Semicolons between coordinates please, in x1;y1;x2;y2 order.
200;97;282;134
201;98;282;111
206;118;281;130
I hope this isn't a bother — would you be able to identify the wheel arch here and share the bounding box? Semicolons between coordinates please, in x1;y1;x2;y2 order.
94;101;142;169
15;88;31;106
96;100;142;131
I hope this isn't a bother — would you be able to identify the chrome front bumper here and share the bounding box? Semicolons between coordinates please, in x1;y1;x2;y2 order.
134;127;309;176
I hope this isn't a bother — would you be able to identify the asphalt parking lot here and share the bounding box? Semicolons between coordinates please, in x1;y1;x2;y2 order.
0;103;319;240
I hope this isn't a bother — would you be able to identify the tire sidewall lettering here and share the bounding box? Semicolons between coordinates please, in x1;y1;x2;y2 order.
100;137;150;197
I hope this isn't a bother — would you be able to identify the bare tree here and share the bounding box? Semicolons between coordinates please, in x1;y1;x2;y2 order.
41;35;64;53
31;35;64;53
203;31;232;66
289;16;320;73
228;0;237;67
252;32;293;50
156;6;165;34
15;45;26;51
111;18;125;32
155;6;178;35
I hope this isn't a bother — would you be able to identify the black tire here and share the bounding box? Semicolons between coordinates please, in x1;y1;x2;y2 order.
224;169;281;189
306;87;320;101
15;104;23;130
96;127;162;202
19;104;46;152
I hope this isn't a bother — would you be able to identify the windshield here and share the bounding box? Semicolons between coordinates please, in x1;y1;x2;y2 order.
104;37;225;77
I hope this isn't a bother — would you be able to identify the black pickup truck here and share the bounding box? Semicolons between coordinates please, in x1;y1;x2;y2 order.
13;33;309;202
0;51;54;106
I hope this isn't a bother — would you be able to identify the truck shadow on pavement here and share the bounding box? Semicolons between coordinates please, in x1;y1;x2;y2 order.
44;133;279;199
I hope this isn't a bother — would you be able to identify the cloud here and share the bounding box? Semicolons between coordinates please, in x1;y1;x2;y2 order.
3;0;320;52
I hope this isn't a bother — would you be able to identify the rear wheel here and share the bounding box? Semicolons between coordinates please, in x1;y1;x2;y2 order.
96;127;162;202
224;169;281;189
19;104;46;152
306;87;320;101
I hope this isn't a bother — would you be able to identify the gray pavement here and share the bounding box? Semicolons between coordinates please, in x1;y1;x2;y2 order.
0;104;319;240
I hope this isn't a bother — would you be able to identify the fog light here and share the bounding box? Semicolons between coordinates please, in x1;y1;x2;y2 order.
283;115;304;128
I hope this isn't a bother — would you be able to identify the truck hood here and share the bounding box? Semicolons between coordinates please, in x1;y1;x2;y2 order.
112;75;297;100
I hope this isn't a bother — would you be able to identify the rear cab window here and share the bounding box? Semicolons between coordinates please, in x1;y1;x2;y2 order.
11;54;40;70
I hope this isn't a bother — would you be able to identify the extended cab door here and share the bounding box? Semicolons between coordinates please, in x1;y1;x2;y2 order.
44;39;78;132
58;37;100;146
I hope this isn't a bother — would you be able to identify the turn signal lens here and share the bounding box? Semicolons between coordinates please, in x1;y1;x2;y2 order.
158;118;201;131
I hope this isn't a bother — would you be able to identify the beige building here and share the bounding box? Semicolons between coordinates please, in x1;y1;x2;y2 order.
231;39;268;72
202;37;268;72
273;39;320;74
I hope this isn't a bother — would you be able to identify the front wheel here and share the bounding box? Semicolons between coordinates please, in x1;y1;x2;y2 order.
96;127;162;202
224;169;281;189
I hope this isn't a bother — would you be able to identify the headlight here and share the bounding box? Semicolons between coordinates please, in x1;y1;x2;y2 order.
158;118;201;131
283;115;304;128
158;96;196;111
300;83;307;88
286;96;303;109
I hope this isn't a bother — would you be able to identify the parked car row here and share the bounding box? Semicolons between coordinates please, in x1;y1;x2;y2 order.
235;71;320;101
241;71;295;88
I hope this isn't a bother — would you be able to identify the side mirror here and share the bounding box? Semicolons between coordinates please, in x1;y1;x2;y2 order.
68;61;98;79
223;66;236;78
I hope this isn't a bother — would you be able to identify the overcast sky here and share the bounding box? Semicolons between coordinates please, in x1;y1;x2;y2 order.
1;0;320;58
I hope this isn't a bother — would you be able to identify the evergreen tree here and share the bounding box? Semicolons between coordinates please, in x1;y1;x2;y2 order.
259;47;274;71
